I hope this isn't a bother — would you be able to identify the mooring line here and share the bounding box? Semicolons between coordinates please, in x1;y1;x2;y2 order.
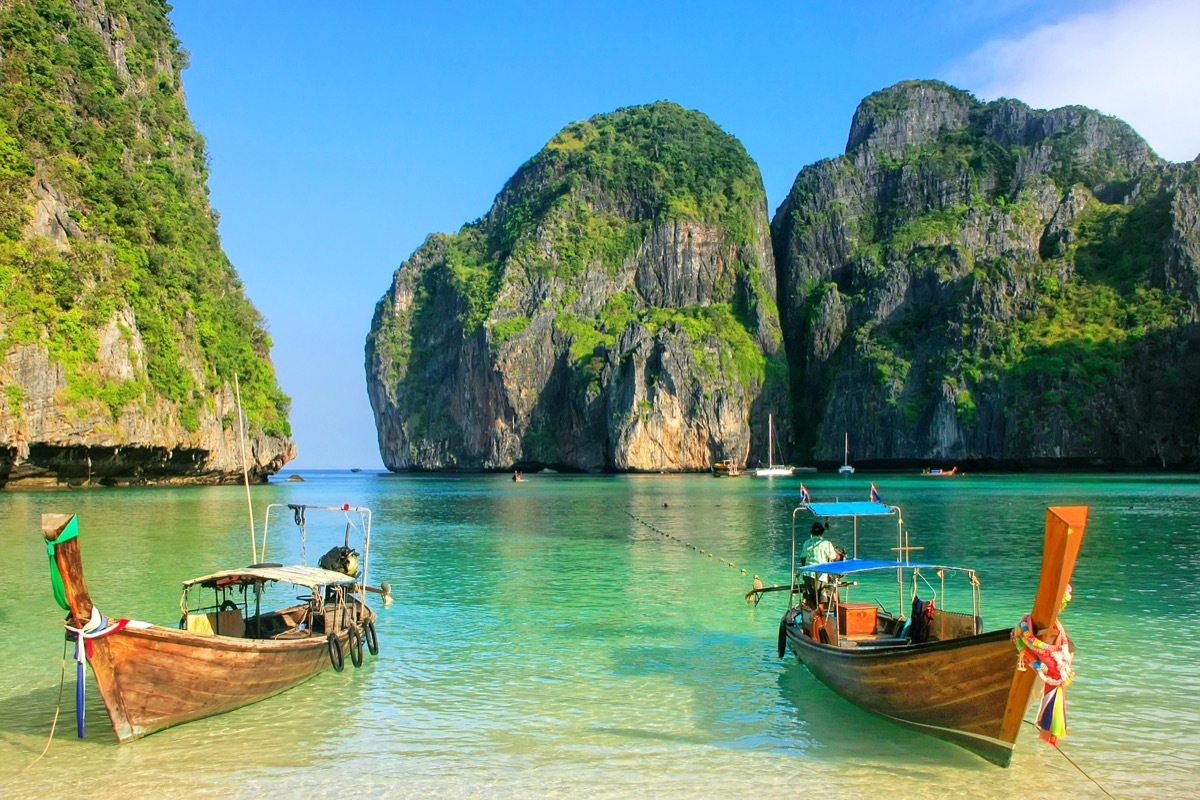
1023;720;1118;798
0;641;68;787
621;506;766;584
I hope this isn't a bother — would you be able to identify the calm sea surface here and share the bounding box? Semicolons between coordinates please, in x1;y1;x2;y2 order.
1;471;1197;799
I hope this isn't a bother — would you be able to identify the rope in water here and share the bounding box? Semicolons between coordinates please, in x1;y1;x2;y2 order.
1022;720;1118;799
0;640;69;786
621;506;763;580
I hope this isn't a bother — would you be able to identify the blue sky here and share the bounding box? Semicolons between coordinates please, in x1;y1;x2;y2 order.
168;1;1200;469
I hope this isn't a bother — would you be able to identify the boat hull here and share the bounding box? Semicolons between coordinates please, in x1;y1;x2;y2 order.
784;625;1024;766
754;467;794;477
88;616;368;742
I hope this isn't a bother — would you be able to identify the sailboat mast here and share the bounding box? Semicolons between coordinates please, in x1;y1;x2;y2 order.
768;414;774;467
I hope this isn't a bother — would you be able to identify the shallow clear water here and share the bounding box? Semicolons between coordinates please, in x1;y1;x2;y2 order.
1;472;1197;798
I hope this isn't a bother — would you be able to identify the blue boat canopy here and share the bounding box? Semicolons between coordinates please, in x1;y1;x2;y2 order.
800;558;969;576
804;501;896;517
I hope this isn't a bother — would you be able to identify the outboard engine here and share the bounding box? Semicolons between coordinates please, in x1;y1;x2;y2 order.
318;546;360;577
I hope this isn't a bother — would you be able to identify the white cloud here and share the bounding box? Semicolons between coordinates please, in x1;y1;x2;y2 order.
946;0;1200;162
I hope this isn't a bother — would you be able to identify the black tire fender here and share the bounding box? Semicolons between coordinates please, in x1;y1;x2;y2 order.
348;626;364;668
327;634;344;672
777;618;788;659
364;619;379;656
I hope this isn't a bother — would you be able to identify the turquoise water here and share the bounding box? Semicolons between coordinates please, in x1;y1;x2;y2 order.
1;472;1197;798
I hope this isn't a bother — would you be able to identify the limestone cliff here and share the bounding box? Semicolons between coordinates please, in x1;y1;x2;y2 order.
773;80;1200;468
0;0;294;487
367;102;788;472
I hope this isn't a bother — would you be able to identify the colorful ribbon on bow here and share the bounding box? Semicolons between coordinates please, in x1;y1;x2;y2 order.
1012;611;1075;746
45;516;80;611
64;605;129;738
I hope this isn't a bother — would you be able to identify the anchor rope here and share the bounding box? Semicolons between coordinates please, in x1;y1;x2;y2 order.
621;507;767;583
1022;720;1118;799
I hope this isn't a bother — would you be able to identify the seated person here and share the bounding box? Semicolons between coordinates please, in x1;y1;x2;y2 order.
799;522;843;605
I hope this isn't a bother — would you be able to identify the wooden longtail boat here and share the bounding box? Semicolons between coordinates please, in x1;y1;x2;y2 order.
751;498;1085;767
40;503;380;743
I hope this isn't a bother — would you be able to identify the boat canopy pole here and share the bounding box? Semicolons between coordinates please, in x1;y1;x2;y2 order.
234;373;257;565
259;503;372;604
791;500;908;610
790;508;800;601
260;503;371;560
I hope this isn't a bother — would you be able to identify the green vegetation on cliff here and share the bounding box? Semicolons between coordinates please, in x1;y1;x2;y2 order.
0;0;289;436
779;80;1196;464
464;101;765;334
372;102;775;397
367;101;785;471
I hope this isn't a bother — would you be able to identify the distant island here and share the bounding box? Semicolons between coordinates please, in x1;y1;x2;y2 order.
367;82;1200;473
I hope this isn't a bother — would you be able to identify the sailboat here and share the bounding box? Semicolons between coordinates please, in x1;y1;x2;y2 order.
838;432;855;474
755;414;794;477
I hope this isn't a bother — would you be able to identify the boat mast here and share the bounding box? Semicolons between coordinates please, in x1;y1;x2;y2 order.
768;414;774;467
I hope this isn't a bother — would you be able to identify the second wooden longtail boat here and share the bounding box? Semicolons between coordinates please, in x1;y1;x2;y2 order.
40;502;381;743
749;496;1086;766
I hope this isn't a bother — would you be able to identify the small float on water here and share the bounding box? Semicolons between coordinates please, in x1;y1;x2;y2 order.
39;501;385;743
747;488;1086;766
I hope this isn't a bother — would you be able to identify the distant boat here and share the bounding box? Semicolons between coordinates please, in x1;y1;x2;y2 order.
711;459;742;478
922;466;959;477
350;468;362;473
838;432;855;475
755;414;794;477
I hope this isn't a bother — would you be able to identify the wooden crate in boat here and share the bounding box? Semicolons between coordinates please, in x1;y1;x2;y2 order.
838;602;878;636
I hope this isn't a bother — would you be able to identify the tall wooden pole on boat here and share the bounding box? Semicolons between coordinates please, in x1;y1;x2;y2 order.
997;505;1087;745
234;373;258;564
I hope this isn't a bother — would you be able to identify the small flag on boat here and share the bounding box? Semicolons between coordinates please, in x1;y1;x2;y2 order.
799;484;811;504
870;483;881;504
